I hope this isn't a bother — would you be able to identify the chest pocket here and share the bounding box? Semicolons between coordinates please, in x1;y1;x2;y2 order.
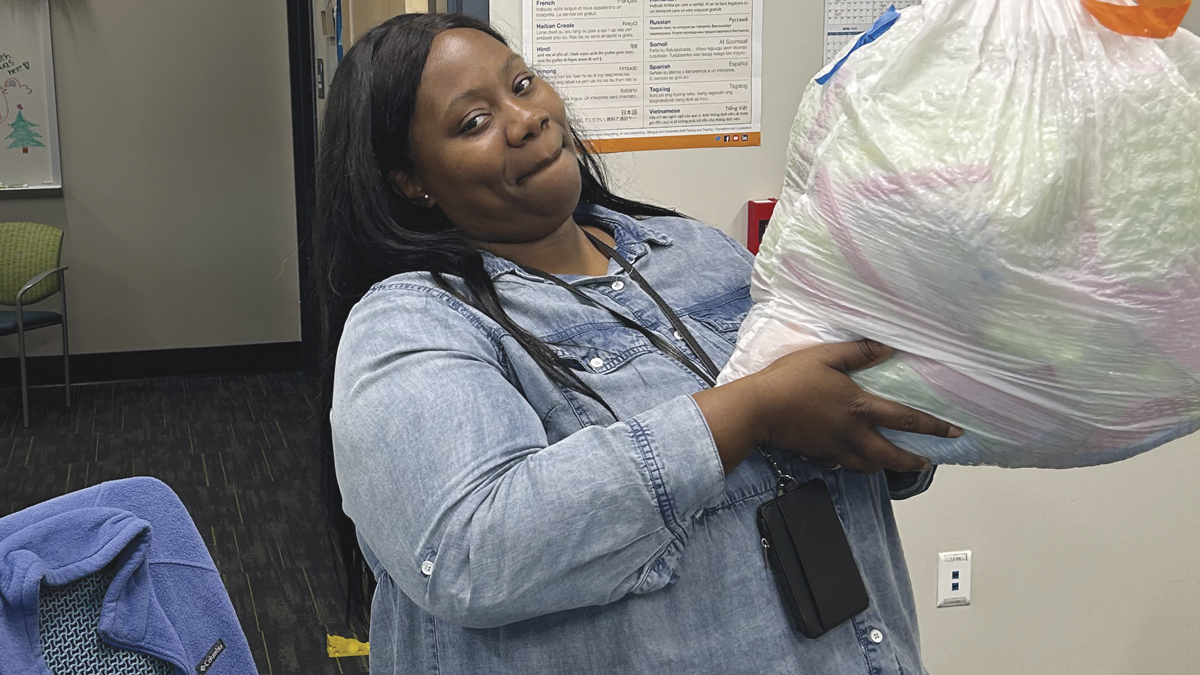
681;288;752;347
540;322;715;429
547;323;657;375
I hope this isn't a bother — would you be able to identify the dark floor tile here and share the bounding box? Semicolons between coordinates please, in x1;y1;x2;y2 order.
0;373;368;674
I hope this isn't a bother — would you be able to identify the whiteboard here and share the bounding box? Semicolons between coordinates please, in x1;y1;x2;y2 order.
0;0;62;196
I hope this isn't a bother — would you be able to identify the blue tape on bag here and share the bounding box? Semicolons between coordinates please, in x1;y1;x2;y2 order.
816;5;900;85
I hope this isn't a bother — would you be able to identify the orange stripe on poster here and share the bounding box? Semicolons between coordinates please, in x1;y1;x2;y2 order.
584;132;761;154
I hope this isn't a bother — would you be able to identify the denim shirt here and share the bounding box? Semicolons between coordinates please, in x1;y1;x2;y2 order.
331;204;933;675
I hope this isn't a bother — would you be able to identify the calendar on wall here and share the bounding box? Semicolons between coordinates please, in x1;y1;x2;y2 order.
823;0;922;64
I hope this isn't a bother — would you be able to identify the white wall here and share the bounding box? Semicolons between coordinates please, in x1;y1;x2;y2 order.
496;1;1200;673
897;438;1200;674
0;0;301;357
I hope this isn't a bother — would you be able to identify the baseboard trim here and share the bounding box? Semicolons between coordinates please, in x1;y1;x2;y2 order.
0;342;303;388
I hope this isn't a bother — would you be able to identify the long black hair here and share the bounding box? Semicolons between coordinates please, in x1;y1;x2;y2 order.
313;12;681;629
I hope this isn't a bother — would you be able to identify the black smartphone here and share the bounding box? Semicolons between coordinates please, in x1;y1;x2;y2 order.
757;478;870;638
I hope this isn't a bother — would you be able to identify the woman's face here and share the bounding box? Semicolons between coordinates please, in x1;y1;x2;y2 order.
394;28;581;244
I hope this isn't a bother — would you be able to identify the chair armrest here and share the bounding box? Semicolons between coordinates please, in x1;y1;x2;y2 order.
16;266;68;308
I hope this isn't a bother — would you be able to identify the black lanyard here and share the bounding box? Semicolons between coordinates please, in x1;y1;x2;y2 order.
517;230;720;388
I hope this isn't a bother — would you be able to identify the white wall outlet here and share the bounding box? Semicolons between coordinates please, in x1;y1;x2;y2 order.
937;550;972;608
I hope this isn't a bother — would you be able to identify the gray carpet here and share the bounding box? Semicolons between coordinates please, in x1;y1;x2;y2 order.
0;374;369;674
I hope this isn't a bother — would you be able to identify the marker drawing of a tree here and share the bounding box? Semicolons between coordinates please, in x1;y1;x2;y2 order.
6;105;44;154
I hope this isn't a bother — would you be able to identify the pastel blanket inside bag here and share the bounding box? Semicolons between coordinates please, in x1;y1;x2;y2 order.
719;0;1200;468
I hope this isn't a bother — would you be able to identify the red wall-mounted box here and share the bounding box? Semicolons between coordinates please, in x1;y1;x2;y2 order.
747;199;778;254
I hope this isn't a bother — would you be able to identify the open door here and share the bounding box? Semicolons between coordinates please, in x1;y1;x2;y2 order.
286;0;489;372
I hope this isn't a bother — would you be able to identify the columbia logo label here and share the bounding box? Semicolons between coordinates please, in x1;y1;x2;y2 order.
196;639;226;674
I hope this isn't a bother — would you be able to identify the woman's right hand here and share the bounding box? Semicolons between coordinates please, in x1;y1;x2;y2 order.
693;339;961;474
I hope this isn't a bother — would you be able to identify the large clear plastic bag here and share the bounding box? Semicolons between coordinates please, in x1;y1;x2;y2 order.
719;0;1200;468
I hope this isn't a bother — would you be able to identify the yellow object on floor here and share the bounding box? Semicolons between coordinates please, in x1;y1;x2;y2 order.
327;635;370;658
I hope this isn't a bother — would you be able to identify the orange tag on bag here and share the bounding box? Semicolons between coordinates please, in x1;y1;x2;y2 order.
1082;0;1192;39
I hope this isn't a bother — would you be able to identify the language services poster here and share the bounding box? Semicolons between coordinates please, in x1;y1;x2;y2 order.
523;0;763;153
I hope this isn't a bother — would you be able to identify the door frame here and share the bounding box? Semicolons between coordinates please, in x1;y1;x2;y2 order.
285;0;491;372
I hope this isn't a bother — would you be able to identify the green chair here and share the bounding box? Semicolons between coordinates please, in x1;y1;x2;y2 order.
0;221;70;428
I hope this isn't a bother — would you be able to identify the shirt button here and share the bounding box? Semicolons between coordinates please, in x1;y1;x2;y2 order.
420;560;434;577
869;628;884;644
589;357;605;369
673;330;683;340
610;280;625;291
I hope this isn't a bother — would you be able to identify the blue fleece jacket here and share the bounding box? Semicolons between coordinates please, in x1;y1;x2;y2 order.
0;477;254;674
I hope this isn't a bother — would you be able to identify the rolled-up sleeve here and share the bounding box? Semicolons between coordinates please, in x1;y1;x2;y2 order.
885;466;936;500
331;285;726;629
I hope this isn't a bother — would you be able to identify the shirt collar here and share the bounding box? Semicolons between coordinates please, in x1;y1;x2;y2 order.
480;203;675;280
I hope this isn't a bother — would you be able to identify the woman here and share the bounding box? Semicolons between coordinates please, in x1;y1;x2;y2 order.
315;12;959;675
